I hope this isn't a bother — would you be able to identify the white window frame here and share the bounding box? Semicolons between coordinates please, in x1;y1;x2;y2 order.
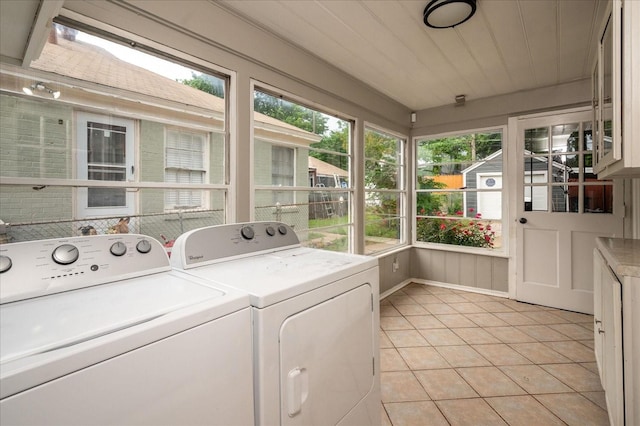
363;123;408;255
413;125;508;257
164;127;210;211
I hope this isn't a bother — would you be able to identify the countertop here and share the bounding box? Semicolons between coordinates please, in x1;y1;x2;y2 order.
596;237;640;278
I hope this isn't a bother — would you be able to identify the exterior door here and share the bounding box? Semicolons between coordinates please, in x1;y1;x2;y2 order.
76;112;135;219
513;109;623;314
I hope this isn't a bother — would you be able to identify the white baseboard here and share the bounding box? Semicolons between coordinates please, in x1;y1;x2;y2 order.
380;278;413;300
382;278;509;300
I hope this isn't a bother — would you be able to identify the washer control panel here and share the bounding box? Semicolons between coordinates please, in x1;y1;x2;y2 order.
171;222;300;268
0;234;170;304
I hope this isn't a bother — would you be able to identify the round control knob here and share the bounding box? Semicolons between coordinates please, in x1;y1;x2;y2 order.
52;244;79;265
0;255;12;273
110;241;127;257
266;226;276;236
136;239;152;254
278;225;288;235
240;226;255;240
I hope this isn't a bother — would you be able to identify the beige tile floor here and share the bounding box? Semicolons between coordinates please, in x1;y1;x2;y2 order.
380;282;609;426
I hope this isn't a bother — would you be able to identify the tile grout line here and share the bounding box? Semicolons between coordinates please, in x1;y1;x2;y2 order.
381;283;607;425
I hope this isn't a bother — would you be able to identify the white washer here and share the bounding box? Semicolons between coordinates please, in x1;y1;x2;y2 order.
0;234;254;426
170;222;380;426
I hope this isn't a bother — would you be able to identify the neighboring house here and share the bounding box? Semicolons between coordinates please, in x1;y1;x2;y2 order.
308;157;349;219
253;114;322;225
0;28;319;243
308;156;348;188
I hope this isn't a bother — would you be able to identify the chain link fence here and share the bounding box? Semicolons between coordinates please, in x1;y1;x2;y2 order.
1;195;353;252
255;193;350;251
0;209;225;247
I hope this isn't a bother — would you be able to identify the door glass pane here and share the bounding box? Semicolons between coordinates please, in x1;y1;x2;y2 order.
581;121;594;179
551;123;579;170
87;122;127;208
585;185;613;213
583;121;593;151
552;184;578;212
524;185;547;211
88;187;126;208
523;158;548;184
524;127;548;154
552;123;579;153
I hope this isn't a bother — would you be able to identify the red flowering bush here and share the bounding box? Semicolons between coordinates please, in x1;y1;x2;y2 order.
416;208;495;248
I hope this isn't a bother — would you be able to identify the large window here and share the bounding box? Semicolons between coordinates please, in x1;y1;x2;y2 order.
415;129;504;250
253;88;353;252
364;126;406;254
0;22;229;244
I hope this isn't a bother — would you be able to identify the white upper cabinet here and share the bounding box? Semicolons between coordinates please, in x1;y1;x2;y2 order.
593;0;640;178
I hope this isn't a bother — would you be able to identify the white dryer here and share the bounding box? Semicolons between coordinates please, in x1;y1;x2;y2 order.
0;234;254;426
170;222;380;426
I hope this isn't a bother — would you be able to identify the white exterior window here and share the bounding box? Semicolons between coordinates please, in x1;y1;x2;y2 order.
165;129;208;210
415;129;504;251
76;112;135;219
364;125;407;255
272;145;294;204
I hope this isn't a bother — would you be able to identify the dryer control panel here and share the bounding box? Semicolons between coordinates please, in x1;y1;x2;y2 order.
0;234;170;304
171;222;300;268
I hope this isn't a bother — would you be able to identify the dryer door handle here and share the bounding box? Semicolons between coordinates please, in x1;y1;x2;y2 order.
286;367;308;417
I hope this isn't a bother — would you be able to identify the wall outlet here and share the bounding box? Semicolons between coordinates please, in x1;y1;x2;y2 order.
392;257;399;272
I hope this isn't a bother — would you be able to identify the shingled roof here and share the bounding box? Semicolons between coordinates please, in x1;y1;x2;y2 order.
308;156;348;177
30;30;319;139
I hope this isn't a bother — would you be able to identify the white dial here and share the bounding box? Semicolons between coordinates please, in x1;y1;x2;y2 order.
0;255;12;273
136;239;152;253
110;241;127;257
52;244;79;265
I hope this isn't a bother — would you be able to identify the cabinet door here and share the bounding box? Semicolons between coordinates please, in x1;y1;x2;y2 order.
593;249;605;378
601;261;624;426
593;4;621;173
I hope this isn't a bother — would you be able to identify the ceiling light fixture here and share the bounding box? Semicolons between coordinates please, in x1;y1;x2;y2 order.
22;82;61;99
423;0;477;29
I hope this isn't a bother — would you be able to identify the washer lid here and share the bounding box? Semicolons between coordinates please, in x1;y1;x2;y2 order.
0;273;224;364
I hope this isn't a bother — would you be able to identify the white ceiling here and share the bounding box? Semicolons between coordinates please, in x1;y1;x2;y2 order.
0;0;608;112
217;0;608;111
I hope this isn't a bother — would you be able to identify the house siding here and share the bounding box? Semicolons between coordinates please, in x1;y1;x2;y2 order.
136;121;227;241
0;95;73;226
0;96;229;242
253;138;273;217
254;139;310;231
139;120;165;185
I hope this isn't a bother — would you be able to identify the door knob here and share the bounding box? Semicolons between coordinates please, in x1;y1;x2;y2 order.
519;217;527;224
